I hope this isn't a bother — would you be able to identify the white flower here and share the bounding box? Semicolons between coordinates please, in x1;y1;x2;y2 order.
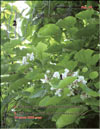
58;94;62;97
40;74;48;83
28;82;31;85
26;53;31;58
11;109;15;112
62;72;67;79
77;76;87;85
62;68;69;79
53;72;60;79
46;70;50;74
77;76;84;82
22;56;29;65
50;87;56;90
82;80;87;85
64;68;69;73
50;61;56;65
22;56;27;63
72;71;78;77
30;52;34;61
20;46;27;50
55;89;62;97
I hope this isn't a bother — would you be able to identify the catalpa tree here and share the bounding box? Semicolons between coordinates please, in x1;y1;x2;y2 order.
1;1;99;128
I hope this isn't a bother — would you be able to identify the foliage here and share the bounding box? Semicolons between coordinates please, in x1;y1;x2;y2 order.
1;1;99;128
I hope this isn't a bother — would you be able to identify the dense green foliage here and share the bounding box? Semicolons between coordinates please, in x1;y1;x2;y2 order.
1;1;99;128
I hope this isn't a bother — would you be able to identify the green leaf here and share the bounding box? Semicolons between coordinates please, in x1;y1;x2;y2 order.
1;64;9;74
8;78;28;92
39;96;62;106
21;18;33;37
94;82;99;89
82;67;88;72
80;83;99;97
30;89;46;98
89;71;98;79
56;106;87;128
76;9;94;20
36;42;49;60
56;16;76;29
25;70;44;80
57;54;78;70
1;74;24;83
58;77;77;88
39;96;50;106
3;39;22;49
36;42;47;55
24;86;34;93
38;24;62;42
74;49;98;66
85;98;99;106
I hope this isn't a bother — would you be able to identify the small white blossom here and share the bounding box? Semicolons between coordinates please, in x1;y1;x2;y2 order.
53;72;60;79
55;89;62;97
82;80;87;85
46;70;50;74
20;46;27;50
64;68;69;73
62;72;67;79
30;52;34;61
72;71;78;77
22;56;29;65
50;87;56;90
26;53;31;58
16;61;21;64
62;68;69;79
40;74;48;83
50;61;56;65
28;82;31;85
11;109;15;112
77;76;87;85
77;76;85;82
58;94;62;97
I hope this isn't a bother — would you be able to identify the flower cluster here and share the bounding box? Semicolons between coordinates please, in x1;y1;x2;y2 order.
52;68;69;80
67;82;79;97
67;71;87;97
21;52;34;65
40;68;88;99
40;74;48;84
53;72;60;79
62;68;69;79
50;86;62;97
